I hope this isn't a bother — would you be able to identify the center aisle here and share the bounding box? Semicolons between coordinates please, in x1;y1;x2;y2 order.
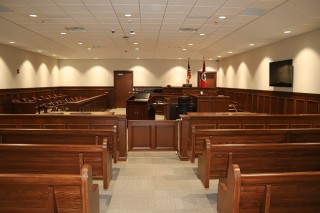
96;151;218;213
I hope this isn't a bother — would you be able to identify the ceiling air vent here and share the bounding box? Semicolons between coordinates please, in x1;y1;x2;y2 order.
65;27;86;32
179;28;198;32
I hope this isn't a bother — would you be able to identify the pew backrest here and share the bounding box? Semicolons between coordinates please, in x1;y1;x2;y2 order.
180;113;320;161
0;113;127;161
0;143;112;189
217;163;320;213
0;127;119;163
189;127;320;162
0;164;99;213
198;140;320;188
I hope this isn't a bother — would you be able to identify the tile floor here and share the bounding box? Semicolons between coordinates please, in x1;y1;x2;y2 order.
95;151;218;213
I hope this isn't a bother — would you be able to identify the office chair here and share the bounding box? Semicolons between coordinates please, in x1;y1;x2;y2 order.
177;96;191;115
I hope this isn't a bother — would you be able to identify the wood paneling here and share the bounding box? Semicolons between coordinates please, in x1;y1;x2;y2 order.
128;120;178;151
219;87;320;114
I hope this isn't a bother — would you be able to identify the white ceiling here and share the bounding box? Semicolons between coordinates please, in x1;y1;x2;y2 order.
0;0;319;60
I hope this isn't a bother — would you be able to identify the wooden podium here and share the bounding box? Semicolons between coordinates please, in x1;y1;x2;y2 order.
126;93;155;120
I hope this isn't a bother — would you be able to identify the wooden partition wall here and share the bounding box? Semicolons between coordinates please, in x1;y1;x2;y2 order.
0;87;114;113
218;87;320;114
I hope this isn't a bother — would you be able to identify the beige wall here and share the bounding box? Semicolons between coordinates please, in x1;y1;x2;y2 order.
59;59;218;87
217;29;320;94
1;28;319;94
0;43;59;89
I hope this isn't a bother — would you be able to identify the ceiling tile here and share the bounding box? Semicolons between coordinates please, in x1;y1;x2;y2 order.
60;4;89;13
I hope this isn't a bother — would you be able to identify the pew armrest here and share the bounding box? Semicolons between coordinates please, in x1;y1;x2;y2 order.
217;164;241;213
198;139;211;188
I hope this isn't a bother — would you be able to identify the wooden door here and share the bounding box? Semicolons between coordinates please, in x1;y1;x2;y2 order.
114;71;133;108
197;72;217;88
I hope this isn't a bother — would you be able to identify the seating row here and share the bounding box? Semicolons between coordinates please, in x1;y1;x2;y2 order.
191;126;320;212
190;127;320;163
0;164;99;213
179;112;320;161
218;163;320;213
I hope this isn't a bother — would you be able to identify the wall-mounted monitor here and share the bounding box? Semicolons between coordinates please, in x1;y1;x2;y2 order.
269;59;293;87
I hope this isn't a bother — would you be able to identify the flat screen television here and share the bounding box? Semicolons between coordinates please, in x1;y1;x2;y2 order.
269;59;293;87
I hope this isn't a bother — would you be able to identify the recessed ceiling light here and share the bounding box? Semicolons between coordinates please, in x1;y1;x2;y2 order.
188;43;193;46
284;30;291;34
182;48;187;51
78;42;83;45
199;33;206;36
228;51;233;54
60;32;66;35
87;47;91;50
209;59;213;60
29;14;38;18
133;42;138;45
9;41;15;44
217;56;221;58
219;16;226;19
249;43;255;46
125;14;132;17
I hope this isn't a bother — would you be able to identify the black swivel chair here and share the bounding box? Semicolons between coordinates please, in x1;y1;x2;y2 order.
177;96;191;115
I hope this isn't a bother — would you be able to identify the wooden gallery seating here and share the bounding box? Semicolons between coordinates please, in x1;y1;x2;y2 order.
0;127;119;163
0;113;127;161
179;112;320;160
0;143;112;189
189;128;320;163
217;163;320;213
0;164;99;213
198;140;320;188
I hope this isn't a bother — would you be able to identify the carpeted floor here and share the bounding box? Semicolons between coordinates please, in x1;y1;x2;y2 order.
96;151;218;213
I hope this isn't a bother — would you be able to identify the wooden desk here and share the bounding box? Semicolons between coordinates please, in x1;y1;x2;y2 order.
190;95;229;112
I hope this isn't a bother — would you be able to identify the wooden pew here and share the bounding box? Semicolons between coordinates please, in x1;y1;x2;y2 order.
0;113;127;161
0;143;112;189
217;163;320;213
179;112;320;161
0;127;119;163
198;140;320;188
189;127;320;163
0;164;99;213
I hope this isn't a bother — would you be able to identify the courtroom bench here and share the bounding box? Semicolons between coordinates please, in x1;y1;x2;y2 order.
0;113;127;161
198;140;320;188
0;143;112;189
189;127;320;163
179;112;320;161
0;164;99;213
0;127;119;163
217;163;320;213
